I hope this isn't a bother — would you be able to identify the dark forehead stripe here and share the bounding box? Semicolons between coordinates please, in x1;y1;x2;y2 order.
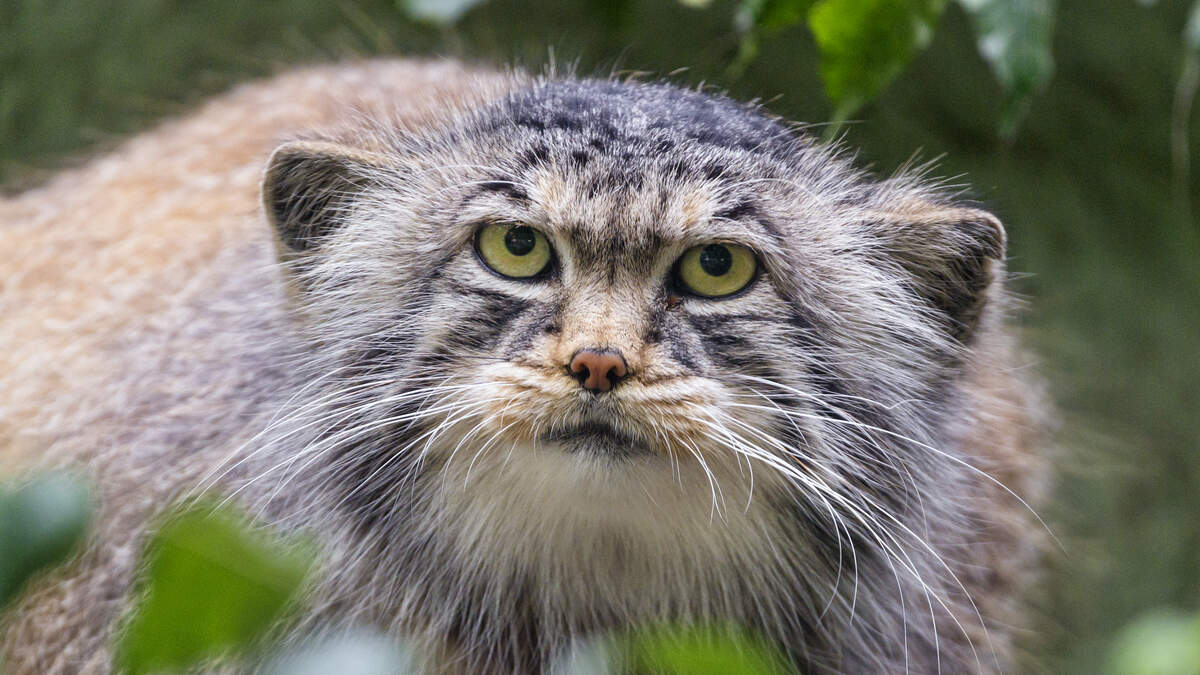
483;79;798;160
713;199;758;222
717;198;785;242
472;179;530;204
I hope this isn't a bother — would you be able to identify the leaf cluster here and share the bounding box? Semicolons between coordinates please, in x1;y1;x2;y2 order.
727;0;1055;137
397;0;1057;138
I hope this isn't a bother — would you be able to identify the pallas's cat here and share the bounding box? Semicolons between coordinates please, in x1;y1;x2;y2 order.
0;60;1047;674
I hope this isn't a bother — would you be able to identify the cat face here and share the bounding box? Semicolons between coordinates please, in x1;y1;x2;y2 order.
262;78;1005;519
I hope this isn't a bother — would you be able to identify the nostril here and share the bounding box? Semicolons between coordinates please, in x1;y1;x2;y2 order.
570;360;590;382
606;359;627;385
568;349;629;392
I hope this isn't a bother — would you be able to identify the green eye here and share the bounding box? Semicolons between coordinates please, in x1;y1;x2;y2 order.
475;223;553;278
677;243;757;298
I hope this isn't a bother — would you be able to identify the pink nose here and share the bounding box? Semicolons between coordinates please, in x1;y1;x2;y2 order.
569;350;629;392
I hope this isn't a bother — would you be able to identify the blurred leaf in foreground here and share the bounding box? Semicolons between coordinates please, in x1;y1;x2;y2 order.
626;625;792;674
808;0;948;124
957;0;1056;139
0;472;92;608
116;501;315;675
551;625;791;674
1107;610;1200;675
264;629;418;675
399;0;490;24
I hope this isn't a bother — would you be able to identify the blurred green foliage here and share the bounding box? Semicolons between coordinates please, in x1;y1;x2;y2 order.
0;473;91;609
806;0;949;124
957;0;1055;137
116;502;314;675
622;626;792;674
552;626;793;674
0;473;91;674
406;0;1056;134
1;0;1198;673
1107;611;1200;675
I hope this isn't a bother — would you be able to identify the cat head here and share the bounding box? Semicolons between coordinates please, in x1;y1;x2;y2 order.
259;76;1006;521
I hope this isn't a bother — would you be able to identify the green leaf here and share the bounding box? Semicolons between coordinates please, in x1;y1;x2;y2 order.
1106;610;1200;675
738;0;815;32
0;472;92;608
626;625;792;675
399;0;489;24
116;501;315;675
957;0;1056;138
807;0;948;122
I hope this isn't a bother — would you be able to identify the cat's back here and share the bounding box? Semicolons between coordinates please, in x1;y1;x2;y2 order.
0;59;511;471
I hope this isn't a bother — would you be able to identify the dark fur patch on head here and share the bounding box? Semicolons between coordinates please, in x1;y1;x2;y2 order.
473;179;530;204
478;79;802;171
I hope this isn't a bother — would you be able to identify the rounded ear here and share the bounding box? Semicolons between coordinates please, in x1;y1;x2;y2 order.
261;141;388;256
870;207;1007;341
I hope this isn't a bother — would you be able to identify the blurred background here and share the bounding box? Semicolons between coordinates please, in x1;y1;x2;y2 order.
1;0;1197;672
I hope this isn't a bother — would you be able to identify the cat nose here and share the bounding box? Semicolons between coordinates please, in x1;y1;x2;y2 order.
568;349;629;392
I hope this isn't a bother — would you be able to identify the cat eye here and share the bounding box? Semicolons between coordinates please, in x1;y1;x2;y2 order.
676;243;757;298
475;223;553;279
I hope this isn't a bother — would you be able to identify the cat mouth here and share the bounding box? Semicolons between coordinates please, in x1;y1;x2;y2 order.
543;422;651;458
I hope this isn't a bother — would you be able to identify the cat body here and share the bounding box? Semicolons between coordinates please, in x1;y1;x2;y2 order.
0;59;1046;673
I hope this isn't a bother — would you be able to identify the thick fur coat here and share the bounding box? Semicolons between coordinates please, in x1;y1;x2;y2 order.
0;59;1047;673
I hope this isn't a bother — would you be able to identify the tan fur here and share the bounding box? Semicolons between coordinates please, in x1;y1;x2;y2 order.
0;60;511;472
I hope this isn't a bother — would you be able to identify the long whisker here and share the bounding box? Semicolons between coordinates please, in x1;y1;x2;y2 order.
221;382;499;509
728;373;1057;547
687;399;992;671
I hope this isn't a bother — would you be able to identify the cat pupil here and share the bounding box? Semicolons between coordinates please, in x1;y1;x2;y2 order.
504;226;537;256
699;244;733;276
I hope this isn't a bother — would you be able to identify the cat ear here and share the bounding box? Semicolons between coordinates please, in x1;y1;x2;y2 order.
871;207;1006;341
261;141;387;256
